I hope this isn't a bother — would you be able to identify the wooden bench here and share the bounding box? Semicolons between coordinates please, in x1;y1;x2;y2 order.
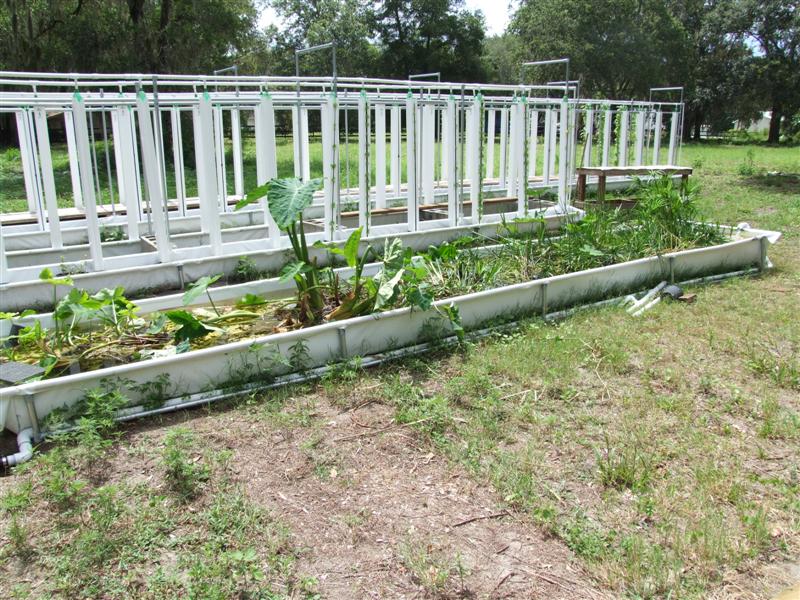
575;165;693;204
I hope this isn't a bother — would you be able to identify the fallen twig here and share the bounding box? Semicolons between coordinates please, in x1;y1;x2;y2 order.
451;510;510;528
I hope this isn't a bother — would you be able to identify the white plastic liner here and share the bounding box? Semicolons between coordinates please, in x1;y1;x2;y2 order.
0;232;776;433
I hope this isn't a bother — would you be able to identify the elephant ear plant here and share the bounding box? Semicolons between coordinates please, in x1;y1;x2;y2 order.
237;177;326;323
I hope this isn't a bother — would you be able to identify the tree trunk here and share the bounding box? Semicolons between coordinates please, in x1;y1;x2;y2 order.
767;102;782;143
693;117;702;141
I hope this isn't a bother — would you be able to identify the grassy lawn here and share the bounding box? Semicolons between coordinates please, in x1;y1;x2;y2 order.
0;141;798;599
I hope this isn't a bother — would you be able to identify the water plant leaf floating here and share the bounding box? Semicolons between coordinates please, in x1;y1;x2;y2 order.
166;310;222;342
236;293;267;307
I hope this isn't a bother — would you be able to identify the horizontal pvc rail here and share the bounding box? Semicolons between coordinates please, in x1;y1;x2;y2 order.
0;229;778;434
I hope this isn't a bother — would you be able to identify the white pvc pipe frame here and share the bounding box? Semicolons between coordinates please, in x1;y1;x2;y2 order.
0;226;778;434
0;72;684;287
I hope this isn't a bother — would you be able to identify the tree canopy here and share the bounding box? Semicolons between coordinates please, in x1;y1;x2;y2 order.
0;0;798;140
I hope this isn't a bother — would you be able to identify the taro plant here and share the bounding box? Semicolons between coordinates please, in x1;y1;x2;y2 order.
237;177;326;322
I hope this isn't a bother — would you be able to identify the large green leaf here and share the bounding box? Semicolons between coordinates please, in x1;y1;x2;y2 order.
374;268;404;311
234;182;271;211
39;267;73;287
165;310;222;342
279;260;310;283
182;274;222;306
265;178;323;230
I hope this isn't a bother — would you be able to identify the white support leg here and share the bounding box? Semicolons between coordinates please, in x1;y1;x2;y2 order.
440;108;448;185
357;92;370;232
136;92;172;264
113;107;141;241
653;111;663;164
516;102;527;215
602;110;613;167
542;108;552;184
301;107;311;181
70;96;104;270
446;97;457;227
231;108;244;198
321;95;341;239
390;106;400;196
618;109;629;167
582;109;594;167
634;111;645;166
170;107;187;216
668;112;678;165
528;109;538;179
558;98;569;213
375;104;387;209
0;221;7;284
291;106;301;179
468;97;482;223
255;93;280;247
549;109;558;179
15;111;40;215
422;104;435;204
405;97;418;232
213;107;227;212
196;96;223;255
499;107;508;190
507;103;518;202
33;109;63;249
64;111;84;209
485;108;495;180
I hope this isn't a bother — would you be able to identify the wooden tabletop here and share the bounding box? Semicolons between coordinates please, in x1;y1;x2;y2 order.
576;165;693;177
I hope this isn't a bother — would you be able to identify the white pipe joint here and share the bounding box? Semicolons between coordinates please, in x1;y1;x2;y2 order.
2;427;34;469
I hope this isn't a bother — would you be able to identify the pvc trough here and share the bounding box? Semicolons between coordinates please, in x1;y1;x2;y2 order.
0;225;780;435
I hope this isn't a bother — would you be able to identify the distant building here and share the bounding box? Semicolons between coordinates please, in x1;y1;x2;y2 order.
737;111;771;133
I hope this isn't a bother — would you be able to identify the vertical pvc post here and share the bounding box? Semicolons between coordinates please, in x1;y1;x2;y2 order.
113;107;141;241
135;90;172;264
390;106;401;196
601;109;612;167
357;91;370;233
374;104;387;209
558;97;569;213
33;108;63;249
653;111;663;164
528;109;539;179
291;106;301;179
582;109;594;167
542;108;552;184
516;101;527;215
507;102;518;202
618;109;629;167
196;94;224;255
170;107;187;216
485;108;495;180
321;94;340;239
300;107;311;181
634;111;645;166
440;107;449;184
498;107;508;189
405;95;418;232
231;108;244;198
254;93;280;247
64;111;84;209
668;111;678;165
71;94;104;270
468;96;482;223
15;111;40;215
549;109;558;179
213;106;228;212
422;103;435;204
446;96;457;227
0;221;7;284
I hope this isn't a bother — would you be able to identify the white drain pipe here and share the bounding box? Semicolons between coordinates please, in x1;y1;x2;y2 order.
1;428;34;469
